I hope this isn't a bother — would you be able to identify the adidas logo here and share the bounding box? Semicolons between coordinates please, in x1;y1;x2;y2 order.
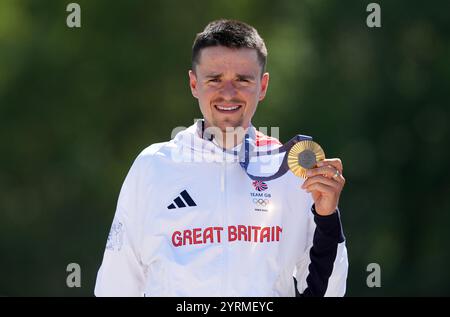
167;190;197;209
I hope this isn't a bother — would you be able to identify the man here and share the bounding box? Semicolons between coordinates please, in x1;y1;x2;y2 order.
95;19;348;297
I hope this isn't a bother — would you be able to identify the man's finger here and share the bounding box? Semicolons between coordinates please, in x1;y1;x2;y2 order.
317;158;343;173
306;165;343;181
303;182;335;194
302;175;340;189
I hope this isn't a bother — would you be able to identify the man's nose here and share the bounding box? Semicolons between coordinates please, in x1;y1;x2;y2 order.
219;81;237;98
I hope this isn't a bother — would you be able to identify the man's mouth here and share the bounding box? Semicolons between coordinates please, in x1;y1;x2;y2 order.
214;104;243;114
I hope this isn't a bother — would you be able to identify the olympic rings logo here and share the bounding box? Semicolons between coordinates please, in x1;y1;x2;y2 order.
253;198;270;207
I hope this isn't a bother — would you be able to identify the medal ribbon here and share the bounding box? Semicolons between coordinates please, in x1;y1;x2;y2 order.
238;134;313;182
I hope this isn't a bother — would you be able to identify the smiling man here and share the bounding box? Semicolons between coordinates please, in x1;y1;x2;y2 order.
189;38;269;148
95;19;348;297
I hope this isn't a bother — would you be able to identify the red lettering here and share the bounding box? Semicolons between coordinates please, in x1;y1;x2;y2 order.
193;228;202;245
251;226;262;242
228;225;237;242
260;227;271;242
238;225;248;241
214;227;223;243
172;225;282;247
172;231;182;247
276;226;282;241
183;229;192;246
203;227;213;244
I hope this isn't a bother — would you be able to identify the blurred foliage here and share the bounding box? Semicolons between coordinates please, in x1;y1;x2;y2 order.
0;0;449;296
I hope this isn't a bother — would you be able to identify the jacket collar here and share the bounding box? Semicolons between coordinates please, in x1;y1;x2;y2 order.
171;119;255;163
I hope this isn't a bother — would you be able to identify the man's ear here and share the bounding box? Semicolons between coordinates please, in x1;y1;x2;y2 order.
189;70;198;99
258;72;270;101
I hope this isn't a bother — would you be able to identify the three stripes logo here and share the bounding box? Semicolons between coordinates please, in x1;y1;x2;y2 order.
167;190;197;209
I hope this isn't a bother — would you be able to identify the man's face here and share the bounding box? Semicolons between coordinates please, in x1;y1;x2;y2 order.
189;46;269;132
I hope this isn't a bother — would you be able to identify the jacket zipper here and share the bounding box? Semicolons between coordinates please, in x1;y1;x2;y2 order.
220;159;225;192
220;155;228;296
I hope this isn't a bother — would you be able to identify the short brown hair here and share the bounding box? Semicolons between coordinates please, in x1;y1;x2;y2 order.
192;19;268;74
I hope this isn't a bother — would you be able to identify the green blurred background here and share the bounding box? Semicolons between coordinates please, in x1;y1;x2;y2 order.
1;0;449;296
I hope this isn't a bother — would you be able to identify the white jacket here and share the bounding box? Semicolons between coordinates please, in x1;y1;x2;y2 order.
95;121;348;297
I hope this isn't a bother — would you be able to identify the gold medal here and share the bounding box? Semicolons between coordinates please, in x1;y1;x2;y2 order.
287;140;325;178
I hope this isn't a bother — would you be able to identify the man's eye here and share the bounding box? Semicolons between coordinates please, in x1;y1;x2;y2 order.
237;78;249;82
209;79;220;83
